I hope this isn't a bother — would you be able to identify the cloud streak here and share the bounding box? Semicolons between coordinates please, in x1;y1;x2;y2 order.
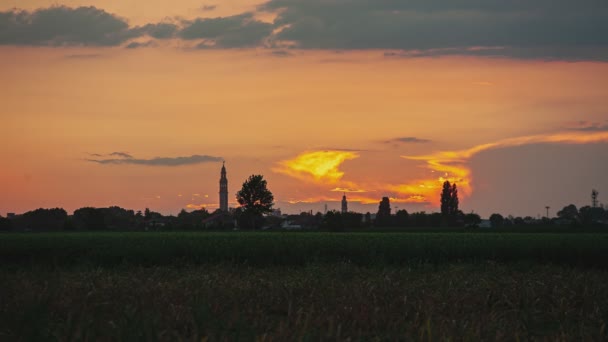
87;154;223;166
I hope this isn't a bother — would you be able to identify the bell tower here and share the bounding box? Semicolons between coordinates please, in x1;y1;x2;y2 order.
341;193;348;214
219;162;228;211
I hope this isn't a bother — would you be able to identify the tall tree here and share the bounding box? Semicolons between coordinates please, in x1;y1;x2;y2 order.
375;197;392;227
440;181;452;216
450;183;459;215
236;174;274;229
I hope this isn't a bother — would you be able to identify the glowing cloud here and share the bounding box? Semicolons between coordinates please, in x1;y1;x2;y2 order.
274;150;359;183
400;131;608;201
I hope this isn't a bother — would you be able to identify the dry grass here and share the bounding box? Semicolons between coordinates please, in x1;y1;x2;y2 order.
2;262;608;340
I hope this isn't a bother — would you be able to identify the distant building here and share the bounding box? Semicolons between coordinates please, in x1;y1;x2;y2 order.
270;208;282;217
219;162;228;212
6;213;15;219
341;193;348;214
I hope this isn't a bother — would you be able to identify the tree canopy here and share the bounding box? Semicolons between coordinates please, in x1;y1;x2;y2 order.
236;174;274;229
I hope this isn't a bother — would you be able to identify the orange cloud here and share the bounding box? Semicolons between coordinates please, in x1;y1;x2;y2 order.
275;132;608;209
274;150;359;183
401;131;608;201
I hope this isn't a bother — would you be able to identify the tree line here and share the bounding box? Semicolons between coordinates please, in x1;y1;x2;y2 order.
1;177;606;232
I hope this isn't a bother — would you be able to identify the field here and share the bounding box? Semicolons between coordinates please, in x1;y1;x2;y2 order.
2;232;608;340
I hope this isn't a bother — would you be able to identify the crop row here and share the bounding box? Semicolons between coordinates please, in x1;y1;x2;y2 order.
2;232;608;267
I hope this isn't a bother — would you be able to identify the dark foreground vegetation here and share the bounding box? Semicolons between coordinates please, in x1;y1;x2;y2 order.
3;232;608;340
3;232;608;267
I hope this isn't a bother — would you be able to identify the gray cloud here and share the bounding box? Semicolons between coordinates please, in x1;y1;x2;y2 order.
564;120;608;132
3;2;608;60
0;6;136;46
136;23;178;39
260;0;608;60
180;13;273;48
87;154;223;166
388;137;432;144
125;40;156;49
108;152;133;158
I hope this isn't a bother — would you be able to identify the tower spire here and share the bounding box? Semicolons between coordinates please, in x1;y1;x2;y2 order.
341;192;348;214
219;162;228;211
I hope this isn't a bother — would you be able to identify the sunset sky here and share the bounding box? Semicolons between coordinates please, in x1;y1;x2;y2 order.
1;0;607;218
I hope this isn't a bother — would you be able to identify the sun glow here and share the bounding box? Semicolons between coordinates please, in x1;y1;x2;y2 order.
274;150;359;183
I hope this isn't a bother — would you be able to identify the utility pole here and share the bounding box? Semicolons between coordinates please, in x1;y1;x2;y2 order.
545;206;550;218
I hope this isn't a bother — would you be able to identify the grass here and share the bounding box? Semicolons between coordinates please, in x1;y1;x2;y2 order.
2;232;608;340
2;231;608;267
2;262;608;340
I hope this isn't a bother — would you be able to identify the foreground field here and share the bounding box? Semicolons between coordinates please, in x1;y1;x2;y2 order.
2;232;608;340
2;231;608;267
2;263;608;340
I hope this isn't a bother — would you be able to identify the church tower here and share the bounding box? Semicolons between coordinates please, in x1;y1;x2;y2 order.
341;193;348;214
219;162;228;212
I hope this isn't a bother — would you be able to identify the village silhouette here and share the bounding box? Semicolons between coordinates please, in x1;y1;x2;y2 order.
2;162;606;232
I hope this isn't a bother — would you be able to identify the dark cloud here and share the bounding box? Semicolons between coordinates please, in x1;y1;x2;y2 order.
136;23;178;39
259;0;608;60
125;40;155;49
108;152;133;158
388;137;432;144
87;154;223;166
0;6;137;46
180;13;273;48
564;120;608;132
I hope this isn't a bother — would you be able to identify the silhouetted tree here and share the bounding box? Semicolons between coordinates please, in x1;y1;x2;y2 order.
73;207;106;230
13;208;68;231
394;209;409;227
489;213;504;228
0;215;11;231
464;213;481;227
364;212;372;227
557;204;578;223
375;197;391;227
440;181;452;216
450;183;459;214
440;181;459;220
236;174;274;230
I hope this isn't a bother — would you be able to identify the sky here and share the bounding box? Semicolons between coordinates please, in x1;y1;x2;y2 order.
1;0;607;218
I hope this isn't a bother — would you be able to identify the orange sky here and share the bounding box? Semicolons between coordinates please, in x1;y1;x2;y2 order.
1;2;608;217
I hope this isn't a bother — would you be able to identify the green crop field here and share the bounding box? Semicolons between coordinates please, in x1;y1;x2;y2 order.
2;232;608;340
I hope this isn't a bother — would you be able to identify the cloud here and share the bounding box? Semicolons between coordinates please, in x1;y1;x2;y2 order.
0;6;137;46
259;0;608;60
564;120;608;132
125;40;155;49
108;152;133;158
274;150;359;183
388;137;431;144
398;131;608;201
136;23;178;39
330;187;370;193
87;154;223;166
180;13;273;48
